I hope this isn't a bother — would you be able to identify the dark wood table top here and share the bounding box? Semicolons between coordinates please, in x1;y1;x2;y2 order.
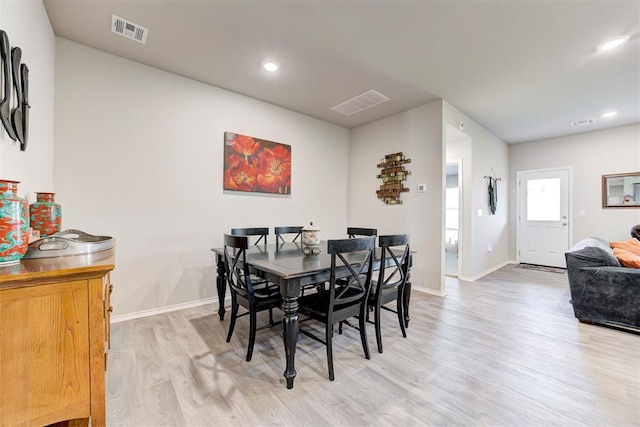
212;241;368;285
211;241;410;290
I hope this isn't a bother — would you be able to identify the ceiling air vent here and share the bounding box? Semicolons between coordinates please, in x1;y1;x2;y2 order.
570;118;595;128
331;90;390;116
111;15;148;44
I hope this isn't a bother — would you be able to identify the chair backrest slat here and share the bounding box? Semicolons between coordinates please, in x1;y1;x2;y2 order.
231;227;269;245
347;227;378;239
377;234;410;294
327;237;375;314
274;226;303;244
223;233;256;299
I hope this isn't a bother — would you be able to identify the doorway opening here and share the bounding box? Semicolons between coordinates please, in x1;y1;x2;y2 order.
445;161;460;277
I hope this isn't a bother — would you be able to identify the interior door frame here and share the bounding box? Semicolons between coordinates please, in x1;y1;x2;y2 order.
516;166;573;265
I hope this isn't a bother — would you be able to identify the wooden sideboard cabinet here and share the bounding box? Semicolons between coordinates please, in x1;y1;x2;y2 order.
0;249;115;427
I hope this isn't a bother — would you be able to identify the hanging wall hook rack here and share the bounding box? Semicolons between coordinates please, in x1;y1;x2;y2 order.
484;168;501;215
483;167;502;181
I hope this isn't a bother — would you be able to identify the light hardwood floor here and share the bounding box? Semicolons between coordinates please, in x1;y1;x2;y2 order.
106;265;640;426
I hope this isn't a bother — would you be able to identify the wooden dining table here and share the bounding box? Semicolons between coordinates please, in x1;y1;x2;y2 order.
210;241;413;389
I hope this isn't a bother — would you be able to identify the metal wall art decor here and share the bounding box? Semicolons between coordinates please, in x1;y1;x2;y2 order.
376;152;411;205
223;132;291;195
0;29;29;151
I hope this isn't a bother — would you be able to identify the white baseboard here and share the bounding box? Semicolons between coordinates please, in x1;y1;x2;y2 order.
111;297;219;323
412;285;447;297
459;260;516;282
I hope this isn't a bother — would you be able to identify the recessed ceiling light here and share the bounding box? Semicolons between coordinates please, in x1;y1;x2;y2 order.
263;61;279;72
597;36;630;51
601;111;618;118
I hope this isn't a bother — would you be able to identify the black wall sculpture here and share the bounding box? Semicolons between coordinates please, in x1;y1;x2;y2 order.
0;29;29;151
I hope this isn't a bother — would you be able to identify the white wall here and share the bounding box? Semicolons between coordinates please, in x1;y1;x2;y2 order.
0;0;55;200
348;101;444;295
509;124;640;248
54;39;350;316
444;101;510;280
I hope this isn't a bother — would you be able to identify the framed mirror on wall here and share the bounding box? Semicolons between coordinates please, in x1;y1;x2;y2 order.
602;172;640;208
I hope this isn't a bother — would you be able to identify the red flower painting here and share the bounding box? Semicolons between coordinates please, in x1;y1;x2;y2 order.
223;132;291;194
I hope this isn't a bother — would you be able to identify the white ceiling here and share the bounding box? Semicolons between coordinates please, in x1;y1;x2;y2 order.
42;0;640;143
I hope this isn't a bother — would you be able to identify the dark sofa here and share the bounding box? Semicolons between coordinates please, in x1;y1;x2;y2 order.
565;237;640;329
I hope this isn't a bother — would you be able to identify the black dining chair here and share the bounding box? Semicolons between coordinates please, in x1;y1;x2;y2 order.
275;226;303;244
223;234;282;362
368;234;410;353
297;236;375;381
347;227;378;238
231;227;269;245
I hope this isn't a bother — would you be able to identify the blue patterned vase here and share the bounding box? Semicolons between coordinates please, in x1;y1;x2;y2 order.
29;192;61;237
0;179;29;265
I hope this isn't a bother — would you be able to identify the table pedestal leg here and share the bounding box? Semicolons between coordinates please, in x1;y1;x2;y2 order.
282;295;299;389
216;254;226;320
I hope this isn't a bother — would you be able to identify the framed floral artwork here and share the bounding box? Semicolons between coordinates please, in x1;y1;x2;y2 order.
223;132;291;194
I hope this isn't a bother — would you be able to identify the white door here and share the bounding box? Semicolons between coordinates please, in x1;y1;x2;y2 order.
517;168;570;268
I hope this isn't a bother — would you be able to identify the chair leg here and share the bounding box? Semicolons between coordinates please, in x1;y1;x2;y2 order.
247;309;257;362
359;307;371;360
226;297;239;343
269;307;274;325
397;293;407;338
326;324;335;381
374;304;383;353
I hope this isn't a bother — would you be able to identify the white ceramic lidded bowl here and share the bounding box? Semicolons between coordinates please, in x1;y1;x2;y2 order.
302;222;321;255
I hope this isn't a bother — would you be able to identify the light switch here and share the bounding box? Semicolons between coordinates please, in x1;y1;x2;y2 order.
418;184;427;192
477;208;483;217
579;210;586;217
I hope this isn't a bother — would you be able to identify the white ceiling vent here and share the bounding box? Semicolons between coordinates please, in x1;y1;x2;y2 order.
570;118;595;128
111;15;148;44
331;90;390;116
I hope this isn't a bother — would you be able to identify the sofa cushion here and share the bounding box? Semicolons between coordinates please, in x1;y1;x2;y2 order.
610;238;640;257
613;247;640;268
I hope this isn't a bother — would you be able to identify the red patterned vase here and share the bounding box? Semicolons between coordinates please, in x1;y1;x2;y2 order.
0;179;29;265
29;192;61;237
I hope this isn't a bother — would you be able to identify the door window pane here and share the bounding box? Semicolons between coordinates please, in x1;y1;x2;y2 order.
527;178;560;221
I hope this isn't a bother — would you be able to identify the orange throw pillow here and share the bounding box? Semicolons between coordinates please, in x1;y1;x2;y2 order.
613;247;640;268
609;238;640;257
